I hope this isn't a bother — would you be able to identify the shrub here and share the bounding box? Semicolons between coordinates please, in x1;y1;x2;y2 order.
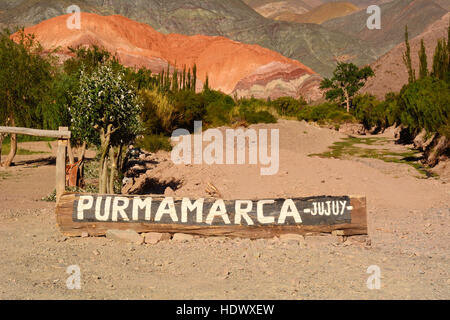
271;96;306;117
136;134;172;152
353;94;388;129
237;98;277;124
140;88;176;134
297;103;356;123
398;77;450;135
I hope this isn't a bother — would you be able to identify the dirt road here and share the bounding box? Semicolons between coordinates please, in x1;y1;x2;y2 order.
0;121;449;299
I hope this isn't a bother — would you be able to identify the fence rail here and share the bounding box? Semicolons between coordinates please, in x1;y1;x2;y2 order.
0;126;71;139
1;126;69;201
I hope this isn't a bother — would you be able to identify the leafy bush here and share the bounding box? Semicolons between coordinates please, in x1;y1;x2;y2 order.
398;77;450;135
236;98;277;124
297;103;356;124
137;134;172;152
140;88;176;134
171;90;207;131
271;96;307;117
353;94;388;129
203;90;235;127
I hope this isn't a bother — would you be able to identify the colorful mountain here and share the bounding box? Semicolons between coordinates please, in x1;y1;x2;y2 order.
0;0;378;77
17;13;324;101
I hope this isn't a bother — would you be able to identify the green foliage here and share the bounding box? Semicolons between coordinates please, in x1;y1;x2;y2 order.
235;98;277;124
140;88;176;134
0;30;53;128
398;77;450;136
171;89;207;131
320;62;374;112
64;45;117;76
403;26;416;84
418;39;428;79
136;134;172;153
431;38;449;82
203;89;235;127
297;102;356;124
70;63;142;147
352;94;388;129
271;96;307;117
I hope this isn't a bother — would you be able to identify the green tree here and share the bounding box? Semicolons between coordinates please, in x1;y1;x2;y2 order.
403;26;416;84
418;39;428;79
0;30;53;167
320;62;374;112
203;74;210;92
431;39;449;82
399;77;449;135
70;63;142;193
192;64;197;92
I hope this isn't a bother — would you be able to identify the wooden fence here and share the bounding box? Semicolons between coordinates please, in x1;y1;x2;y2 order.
0;126;71;201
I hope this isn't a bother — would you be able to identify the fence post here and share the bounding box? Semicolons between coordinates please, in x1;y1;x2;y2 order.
56;127;68;202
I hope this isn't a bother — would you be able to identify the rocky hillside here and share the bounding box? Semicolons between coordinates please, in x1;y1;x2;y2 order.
323;0;448;57
0;0;377;77
17;13;323;101
242;0;321;18
362;12;450;99
273;2;359;24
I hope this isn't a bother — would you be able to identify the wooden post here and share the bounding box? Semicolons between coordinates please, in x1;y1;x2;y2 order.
56;127;68;203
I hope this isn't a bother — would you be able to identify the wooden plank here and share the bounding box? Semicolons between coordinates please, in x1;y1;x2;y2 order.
56;193;368;238
0;126;71;139
55;127;68;202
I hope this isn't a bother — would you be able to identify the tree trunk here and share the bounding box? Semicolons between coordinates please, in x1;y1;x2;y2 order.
101;156;109;194
67;140;75;164
109;147;117;194
78;141;87;180
344;90;350;113
116;144;123;172
78;142;87;162
98;125;113;194
4;115;17;167
4;134;17;168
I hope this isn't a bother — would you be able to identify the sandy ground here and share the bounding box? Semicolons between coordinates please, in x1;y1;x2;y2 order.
0;120;449;299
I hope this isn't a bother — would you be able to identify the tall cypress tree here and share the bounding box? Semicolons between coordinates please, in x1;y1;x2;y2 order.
203;74;209;91
172;68;178;92
418;39;428;79
187;68;191;91
432;39;449;81
182;65;186;90
192;64;197;92
403;26;416;83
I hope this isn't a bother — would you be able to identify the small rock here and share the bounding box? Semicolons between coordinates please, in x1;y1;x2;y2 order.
106;229;143;244
93;250;100;256
143;232;171;244
81;232;89;238
172;233;194;242
280;234;305;243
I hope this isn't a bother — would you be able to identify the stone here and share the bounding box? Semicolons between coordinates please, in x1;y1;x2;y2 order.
338;123;366;135
81;232;89;238
143;232;171;244
172;233;194;242
106;229;143;244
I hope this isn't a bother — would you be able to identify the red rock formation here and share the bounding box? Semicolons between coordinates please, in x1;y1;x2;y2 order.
17;12;322;101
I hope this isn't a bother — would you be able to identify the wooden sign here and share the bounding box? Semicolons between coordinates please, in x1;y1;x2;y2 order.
56;194;367;238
